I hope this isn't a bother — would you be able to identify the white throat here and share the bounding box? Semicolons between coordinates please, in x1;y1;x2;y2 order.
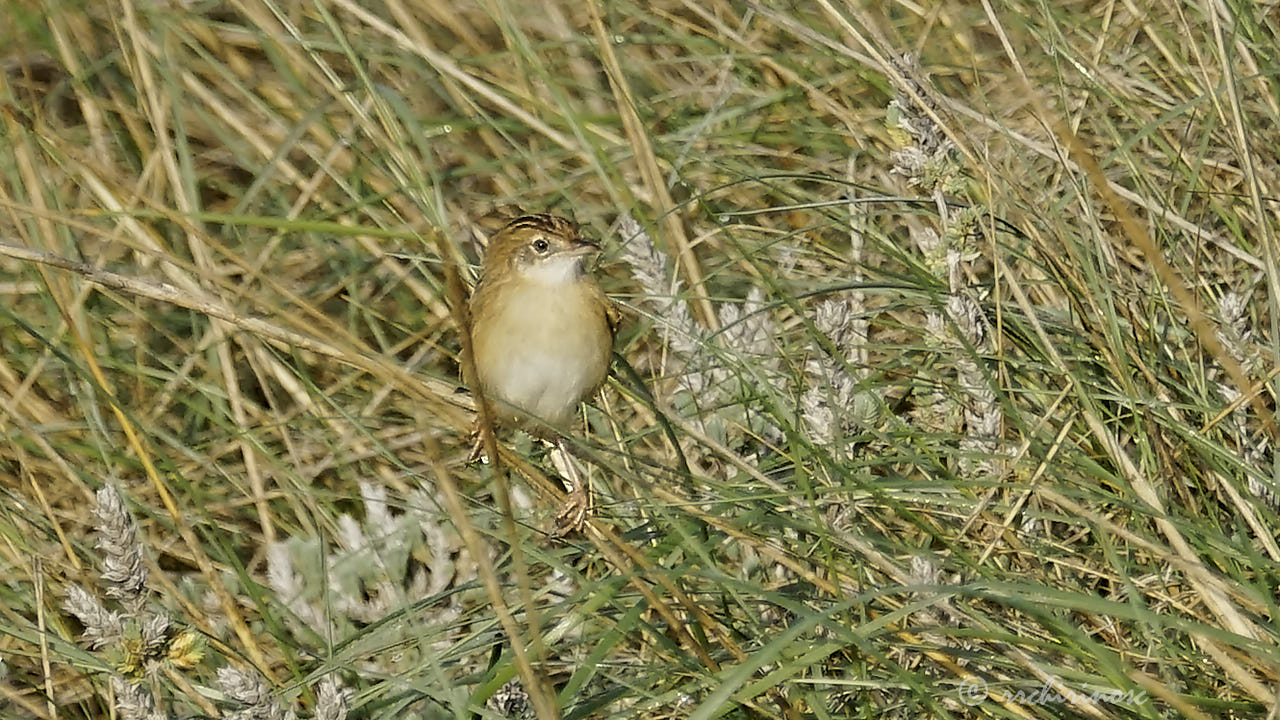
520;255;584;286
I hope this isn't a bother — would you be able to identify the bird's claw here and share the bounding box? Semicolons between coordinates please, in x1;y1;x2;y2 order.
551;484;590;537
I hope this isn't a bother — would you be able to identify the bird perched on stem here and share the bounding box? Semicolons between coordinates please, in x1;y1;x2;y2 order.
468;213;614;533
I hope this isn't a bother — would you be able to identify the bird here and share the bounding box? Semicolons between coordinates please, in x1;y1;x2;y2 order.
467;212;614;533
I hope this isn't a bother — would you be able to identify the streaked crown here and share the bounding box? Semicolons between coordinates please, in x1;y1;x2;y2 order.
482;213;598;276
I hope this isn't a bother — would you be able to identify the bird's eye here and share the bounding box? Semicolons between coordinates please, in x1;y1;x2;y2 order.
532;238;550;253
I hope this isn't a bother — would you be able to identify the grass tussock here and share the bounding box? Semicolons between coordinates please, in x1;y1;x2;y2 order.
1;1;1278;718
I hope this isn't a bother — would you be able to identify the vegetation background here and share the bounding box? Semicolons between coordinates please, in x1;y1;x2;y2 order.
1;1;1278;718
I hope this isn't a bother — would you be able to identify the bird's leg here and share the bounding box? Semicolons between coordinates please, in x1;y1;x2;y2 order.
549;438;590;536
464;419;487;464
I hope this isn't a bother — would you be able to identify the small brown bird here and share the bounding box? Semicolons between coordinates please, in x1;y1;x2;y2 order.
468;213;614;531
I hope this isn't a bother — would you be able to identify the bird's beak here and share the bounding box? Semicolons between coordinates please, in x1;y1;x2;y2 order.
565;239;600;256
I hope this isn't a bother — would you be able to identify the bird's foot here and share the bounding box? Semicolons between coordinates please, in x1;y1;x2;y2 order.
549;441;591;536
552;483;591;537
465;421;487;464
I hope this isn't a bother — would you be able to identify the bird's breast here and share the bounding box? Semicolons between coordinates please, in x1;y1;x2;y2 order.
471;278;611;427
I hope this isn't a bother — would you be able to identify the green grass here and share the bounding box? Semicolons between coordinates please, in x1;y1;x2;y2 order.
1;1;1278;718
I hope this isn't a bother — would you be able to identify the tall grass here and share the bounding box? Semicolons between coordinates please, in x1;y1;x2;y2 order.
1;2;1277;718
